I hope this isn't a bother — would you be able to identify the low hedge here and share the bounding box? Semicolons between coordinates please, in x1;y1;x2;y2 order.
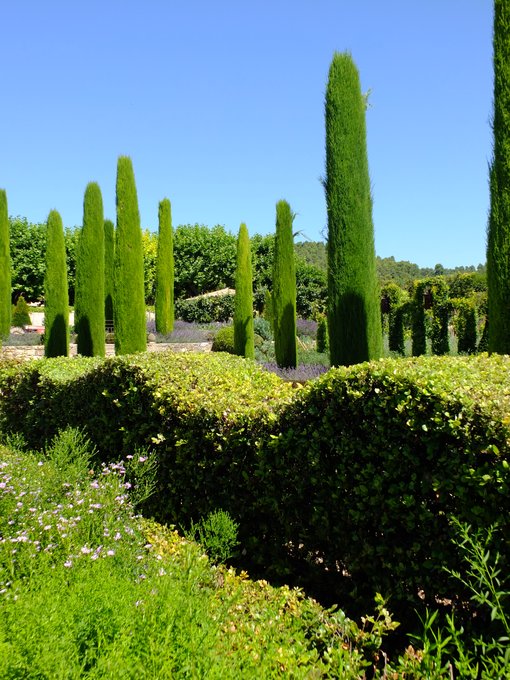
263;355;510;611
175;293;235;323
0;352;509;617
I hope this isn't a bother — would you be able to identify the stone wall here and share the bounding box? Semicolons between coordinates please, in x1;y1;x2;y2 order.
1;342;212;361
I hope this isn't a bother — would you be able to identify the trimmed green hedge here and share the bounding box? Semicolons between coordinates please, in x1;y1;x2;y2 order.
175;293;235;323
0;353;509;616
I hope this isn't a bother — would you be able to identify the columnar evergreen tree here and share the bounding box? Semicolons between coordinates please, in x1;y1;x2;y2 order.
487;0;510;353
104;219;115;323
325;51;382;366
233;222;255;358
75;182;105;357
273;200;297;368
0;190;10;340
114;156;147;355
44;210;69;357
155;198;174;334
411;281;427;356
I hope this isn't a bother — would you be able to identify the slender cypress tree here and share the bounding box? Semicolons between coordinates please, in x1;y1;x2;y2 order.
75;182;105;357
234;222;255;358
104;219;115;324
0;190;10;340
155;198;174;334
44;210;69;357
114;156;147;355
273;200;297;368
325;52;382;366
487;0;510;353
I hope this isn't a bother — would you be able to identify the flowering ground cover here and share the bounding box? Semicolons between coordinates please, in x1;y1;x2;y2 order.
0;427;403;678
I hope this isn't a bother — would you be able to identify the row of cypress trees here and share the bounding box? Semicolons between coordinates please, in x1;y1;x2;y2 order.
5;13;509;364
40;156;175;358
232;200;298;369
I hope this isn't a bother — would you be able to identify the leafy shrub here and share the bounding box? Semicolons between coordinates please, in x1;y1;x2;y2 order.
186;509;239;564
0;353;509;625
11;295;31;327
253;315;272;341
211;325;235;353
4;333;43;347
254;338;275;363
399;519;510;678
175;292;235;324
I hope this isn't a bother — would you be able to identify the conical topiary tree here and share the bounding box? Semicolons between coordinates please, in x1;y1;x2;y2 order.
155;198;174;335
487;0;510;353
233;222;254;358
325;51;382;366
273;200;297;368
44;210;69;357
0;189;10;340
12;295;31;327
104;219;115;324
75;182;105;357
114;156;147;355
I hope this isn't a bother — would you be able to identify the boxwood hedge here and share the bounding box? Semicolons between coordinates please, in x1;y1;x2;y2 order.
0;352;508;616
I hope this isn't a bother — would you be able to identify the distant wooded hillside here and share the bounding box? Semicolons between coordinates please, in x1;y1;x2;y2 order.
294;241;486;288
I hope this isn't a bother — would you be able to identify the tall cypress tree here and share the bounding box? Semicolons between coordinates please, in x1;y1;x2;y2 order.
114;156;147;355
273;200;297;368
487;0;510;353
75;182;105;357
155;198;174;334
0;190;10;340
234;222;254;358
44;210;69;357
104;219;115;324
325;51;382;366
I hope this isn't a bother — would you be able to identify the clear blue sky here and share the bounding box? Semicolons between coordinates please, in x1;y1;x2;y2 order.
1;1;493;268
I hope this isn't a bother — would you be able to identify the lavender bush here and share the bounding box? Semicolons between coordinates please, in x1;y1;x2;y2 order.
296;318;318;339
262;362;329;382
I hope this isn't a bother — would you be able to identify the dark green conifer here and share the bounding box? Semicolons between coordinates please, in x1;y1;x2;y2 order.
75;182;105;357
234;223;254;358
273;200;297;368
487;0;510;353
44;210;69;357
0;190;10;339
155;198;174;334
12;295;31;327
325;52;382;366
104;219;115;323
114;156;147;355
